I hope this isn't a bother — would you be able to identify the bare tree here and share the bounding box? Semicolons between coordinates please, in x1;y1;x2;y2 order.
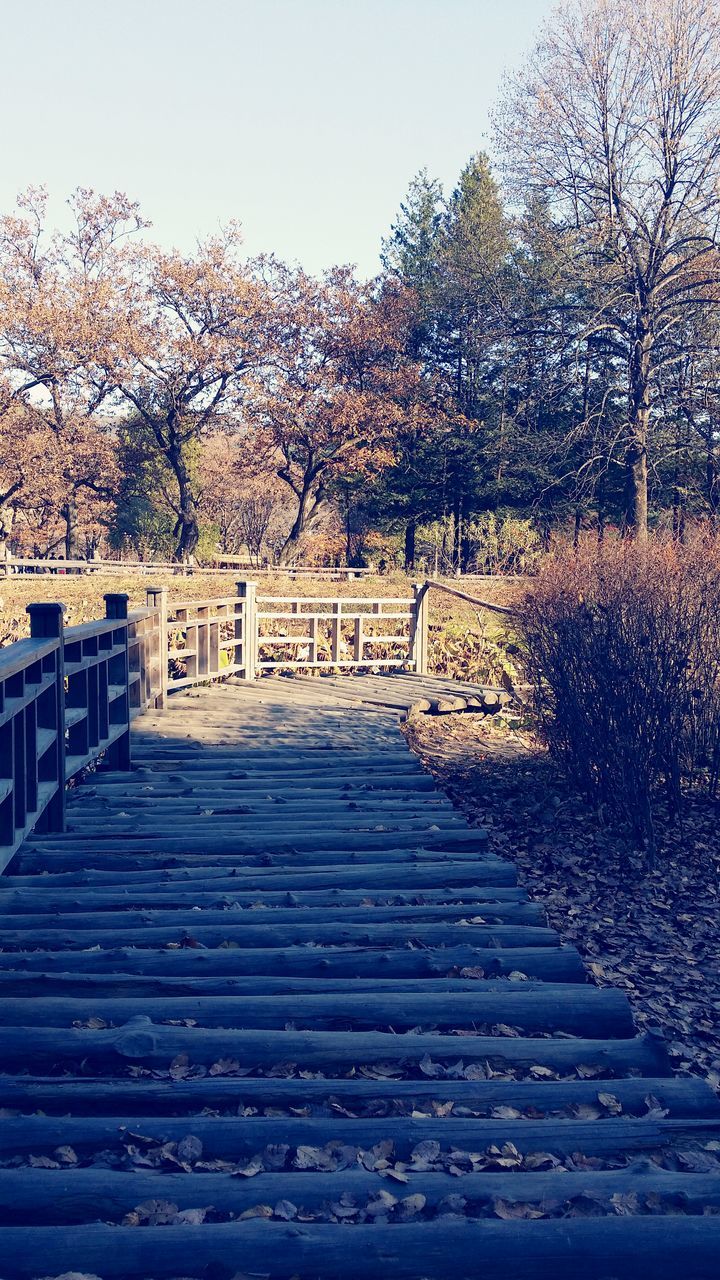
496;0;720;538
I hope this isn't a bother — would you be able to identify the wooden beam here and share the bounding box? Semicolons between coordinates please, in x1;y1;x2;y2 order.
1;1217;720;1280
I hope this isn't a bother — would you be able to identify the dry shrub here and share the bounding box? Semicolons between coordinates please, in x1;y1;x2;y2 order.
521;535;720;856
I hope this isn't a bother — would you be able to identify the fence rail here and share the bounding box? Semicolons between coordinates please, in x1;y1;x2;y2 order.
0;581;427;869
0;555;528;583
0;556;375;580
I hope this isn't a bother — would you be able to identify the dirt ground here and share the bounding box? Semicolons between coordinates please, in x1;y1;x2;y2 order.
406;710;720;1093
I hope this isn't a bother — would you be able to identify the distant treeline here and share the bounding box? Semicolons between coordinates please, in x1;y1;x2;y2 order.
1;0;719;568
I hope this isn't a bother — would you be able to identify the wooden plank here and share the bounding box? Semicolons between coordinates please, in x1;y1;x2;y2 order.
20;830;492;860
0;943;588;981
4;1217;717;1280
3;1166;720;1226
0;637;58;682
1;1072;713;1117
63;805;466;831
75;771;440;792
0;919;559;949
0;1025;669;1075
0;884;529;912
0;859;519;890
0;971;595;998
0;900;545;928
12;858;509;885
2;1114;715;1160
0;986;635;1036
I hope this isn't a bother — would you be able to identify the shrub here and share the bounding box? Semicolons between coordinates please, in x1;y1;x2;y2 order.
465;513;543;575
520;535;720;857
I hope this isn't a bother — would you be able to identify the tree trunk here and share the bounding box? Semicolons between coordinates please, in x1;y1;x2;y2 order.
279;479;327;566
707;433;720;534
0;501;15;561
597;475;606;546
452;493;462;575
62;499;79;561
404;519;416;573
279;486;311;566
625;321;651;541
573;506;582;550
672;413;688;543
672;473;682;542
344;488;353;566
169;447;200;563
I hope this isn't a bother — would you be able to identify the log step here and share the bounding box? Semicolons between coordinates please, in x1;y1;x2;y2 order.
3;1166;720;1227
1;1073;714;1117
0;985;635;1036
2;1113;718;1160
0;943;588;981
0;1024;668;1074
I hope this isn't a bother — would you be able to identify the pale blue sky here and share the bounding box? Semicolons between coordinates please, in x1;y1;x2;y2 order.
3;0;555;276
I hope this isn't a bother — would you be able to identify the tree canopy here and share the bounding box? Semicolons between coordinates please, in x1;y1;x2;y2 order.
1;0;719;568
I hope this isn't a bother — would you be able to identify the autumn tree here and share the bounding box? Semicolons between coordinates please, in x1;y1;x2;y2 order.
196;430;288;563
496;0;720;539
110;228;273;562
249;267;428;565
0;387;42;557
0;187;142;557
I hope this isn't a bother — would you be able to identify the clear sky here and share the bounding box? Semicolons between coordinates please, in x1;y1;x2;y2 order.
3;0;555;276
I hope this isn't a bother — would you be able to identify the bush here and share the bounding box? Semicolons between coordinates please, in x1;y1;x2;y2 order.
465;513;543;575
520;536;720;857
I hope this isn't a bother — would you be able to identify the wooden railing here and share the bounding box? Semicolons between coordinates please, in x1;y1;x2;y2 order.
0;556;375;580
0;580;428;868
166;589;251;692
0;610;65;869
0;593;169;870
255;585;427;672
424;578;518;617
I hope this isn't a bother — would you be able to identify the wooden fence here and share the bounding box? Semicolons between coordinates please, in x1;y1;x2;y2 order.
0;582;427;869
0;556;375;580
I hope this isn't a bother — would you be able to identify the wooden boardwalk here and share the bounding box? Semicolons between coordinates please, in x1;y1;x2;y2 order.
1;673;720;1278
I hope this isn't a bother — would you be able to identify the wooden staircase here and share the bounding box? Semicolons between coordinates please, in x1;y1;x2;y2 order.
0;673;719;1278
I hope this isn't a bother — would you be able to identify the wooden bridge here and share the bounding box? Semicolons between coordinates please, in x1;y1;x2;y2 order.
1;585;720;1278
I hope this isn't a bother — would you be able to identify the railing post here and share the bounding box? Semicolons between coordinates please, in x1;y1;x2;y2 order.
145;586;168;709
236;580;257;680
411;581;429;675
26;602;66;833
104;593;131;770
353;615;364;663
330;601;342;665
308;615;318;666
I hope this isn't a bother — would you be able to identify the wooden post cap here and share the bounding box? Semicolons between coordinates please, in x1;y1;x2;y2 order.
26;602;65;637
104;593;129;619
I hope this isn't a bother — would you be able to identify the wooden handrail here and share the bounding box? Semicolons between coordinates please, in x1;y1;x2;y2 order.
63;618;125;643
425;578;519;617
258;596;413;607
0;636;59;681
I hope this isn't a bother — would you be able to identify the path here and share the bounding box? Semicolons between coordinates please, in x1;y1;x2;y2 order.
0;673;719;1278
